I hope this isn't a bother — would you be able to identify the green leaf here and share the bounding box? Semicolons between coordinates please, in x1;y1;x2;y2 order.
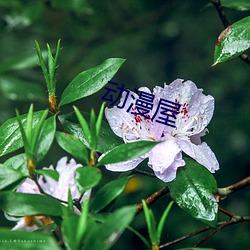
157;201;174;244
97;140;158;166
221;0;250;11
0;110;44;157
96;102;105;140
4;153;28;175
176;248;216;250
62;215;80;250
127;226;151;248
56;131;89;165
0;192;65;216
83;205;137;250
36;169;59;181
73;106;91;147
36;116;56;162
59;58;125;106
0;76;46;102
213;16;250;65
59;112;123;153
0;164;27;190
142;200;157;244
89;108;97;150
168;159;218;227
0;228;60;250
75;167;102;194
91;176;132;213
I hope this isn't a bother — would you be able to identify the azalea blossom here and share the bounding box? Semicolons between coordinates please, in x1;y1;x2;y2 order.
103;79;219;182
11;157;89;231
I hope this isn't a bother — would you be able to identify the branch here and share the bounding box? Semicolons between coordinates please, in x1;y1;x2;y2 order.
136;186;169;215
159;216;250;249
211;0;250;66
218;176;250;198
134;169;156;178
193;216;250;247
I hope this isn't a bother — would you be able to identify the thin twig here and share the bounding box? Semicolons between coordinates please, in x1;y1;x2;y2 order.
136;186;169;215
193;216;250;247
218;206;235;218
134;169;156;178
218;176;250;198
211;0;250;66
159;216;250;249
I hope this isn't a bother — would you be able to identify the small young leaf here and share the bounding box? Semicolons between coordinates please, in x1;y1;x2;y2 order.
213;16;250;65
97;141;159;166
56;131;89;165
73;106;91;146
96;102;105;140
59;112;123;153
168;159;218;227
142;200;157;244
83;205;137;250
91;176;132;213
157;201;174;244
75;167;102;194
36;116;56;162
59;58;125;106
89;108;97;150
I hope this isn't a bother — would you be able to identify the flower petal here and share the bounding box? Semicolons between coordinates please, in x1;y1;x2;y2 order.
105;156;145;172
178;138;219;173
148;137;185;182
16;178;40;194
155;79;214;136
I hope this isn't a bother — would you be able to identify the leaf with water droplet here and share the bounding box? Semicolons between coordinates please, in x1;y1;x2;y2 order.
168;158;218;227
213;16;250;65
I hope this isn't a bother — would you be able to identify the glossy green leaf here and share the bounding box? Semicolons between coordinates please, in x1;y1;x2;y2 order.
0;111;44;157
59;113;123;153
75;167;102;194
56;131;89;165
0;192;65;216
4;153;28;175
59;58;125;106
168;159;218;227
97;140;158;166
0;76;46;102
36;116;56;162
221;0;250;11
91;176;132;213
0;228;60;250
213;16;250;65
83;205;137;250
0;164;27;190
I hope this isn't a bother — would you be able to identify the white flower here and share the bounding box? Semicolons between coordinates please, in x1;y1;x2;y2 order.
103;79;219;182
12;157;90;231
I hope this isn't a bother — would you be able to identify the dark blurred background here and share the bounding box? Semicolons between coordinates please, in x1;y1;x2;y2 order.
0;0;249;249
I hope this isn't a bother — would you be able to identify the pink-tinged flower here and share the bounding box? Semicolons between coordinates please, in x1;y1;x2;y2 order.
103;79;219;182
11;157;90;231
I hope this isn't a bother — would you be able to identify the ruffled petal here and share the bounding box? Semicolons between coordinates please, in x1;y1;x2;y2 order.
178;138;219;173
12;218;38;231
105;156;146;172
16;178;40;194
148;137;185;182
157;79;214;136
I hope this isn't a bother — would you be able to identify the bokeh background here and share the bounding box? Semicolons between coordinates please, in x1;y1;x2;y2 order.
0;0;249;249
